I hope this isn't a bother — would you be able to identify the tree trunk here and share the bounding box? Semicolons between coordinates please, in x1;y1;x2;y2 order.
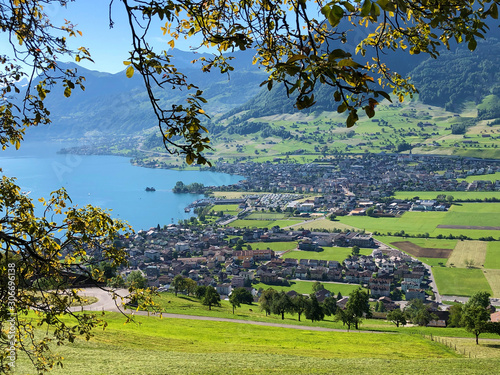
232;305;235;314
281;312;285;320
298;313;301;322
476;333;479;345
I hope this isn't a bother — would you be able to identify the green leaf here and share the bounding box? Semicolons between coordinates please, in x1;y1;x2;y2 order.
361;0;372;17
468;38;477;51
126;66;135;78
286;54;307;64
346;109;359;128
488;3;498;19
338;59;361;68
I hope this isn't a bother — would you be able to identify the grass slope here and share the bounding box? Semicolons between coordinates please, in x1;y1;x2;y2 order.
15;312;500;375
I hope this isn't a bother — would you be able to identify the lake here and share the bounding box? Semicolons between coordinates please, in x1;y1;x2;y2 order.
0;141;243;230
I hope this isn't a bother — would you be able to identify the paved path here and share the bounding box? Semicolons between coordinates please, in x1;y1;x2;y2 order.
74;288;391;334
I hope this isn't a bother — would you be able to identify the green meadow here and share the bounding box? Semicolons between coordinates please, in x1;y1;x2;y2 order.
393;191;500;200
432;267;493;296
13;309;500;375
284;246;373;262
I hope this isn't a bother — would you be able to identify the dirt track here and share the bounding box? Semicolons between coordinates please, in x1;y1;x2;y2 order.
390;241;453;258
437;225;500;230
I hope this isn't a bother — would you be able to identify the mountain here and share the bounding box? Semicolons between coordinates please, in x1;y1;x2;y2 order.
27;49;266;139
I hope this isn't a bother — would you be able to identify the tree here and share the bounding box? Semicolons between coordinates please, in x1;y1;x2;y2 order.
171;275;186;296
127;271;148;289
386;309;407;328
322;296;338;317
229;287;254;314
312;281;325;293
461;291;491;344
344;288;371;329
271;291;294;320
404;299;437;327
305;294;324;323
258;288;276;316
184;278;198;296
202;286;221;310
291;294;309;322
0;178;152;373
194;285;207;299
448;303;464;328
351;245;361;256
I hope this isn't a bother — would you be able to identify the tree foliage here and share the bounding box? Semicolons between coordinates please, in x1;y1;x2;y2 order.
0;176;157;373
229;287;253;314
386;308;407;328
460;291;492;344
202;286;221;310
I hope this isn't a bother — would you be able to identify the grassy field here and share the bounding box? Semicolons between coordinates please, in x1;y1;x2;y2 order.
336;205;500;239
482;269;500;298
442;203;500;227
246;212;286;220
485;242;500;269
16;312;491;375
293;217;359;232
446;241;488;268
284;246;373;262
211;204;242;216
432;267;493;296
459;172;500;182
249;241;298;252
393;191;500;200
228;219;305;228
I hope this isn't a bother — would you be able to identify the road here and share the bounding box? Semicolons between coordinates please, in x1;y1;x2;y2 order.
73;288;391;334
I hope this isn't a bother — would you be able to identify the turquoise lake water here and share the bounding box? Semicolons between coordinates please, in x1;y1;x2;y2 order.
0;141;243;230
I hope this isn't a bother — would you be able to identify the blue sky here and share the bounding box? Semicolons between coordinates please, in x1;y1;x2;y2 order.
3;0;200;74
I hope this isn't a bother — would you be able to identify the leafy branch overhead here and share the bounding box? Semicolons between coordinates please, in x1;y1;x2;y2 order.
119;0;499;164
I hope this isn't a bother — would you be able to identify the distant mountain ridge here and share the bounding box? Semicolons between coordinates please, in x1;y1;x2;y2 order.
26;30;500;140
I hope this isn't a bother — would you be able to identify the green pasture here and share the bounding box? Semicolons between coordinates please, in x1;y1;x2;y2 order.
228;219;305;228
485;242;500;269
14;312;482;375
337;207;500;239
432;267;493;296
284;246;373;262
249;241;298;252
459;172;500;182
211;204;241;215
392;191;500;200
246;212;286;220
442;203;500;227
337;212;446;235
294;217;359;232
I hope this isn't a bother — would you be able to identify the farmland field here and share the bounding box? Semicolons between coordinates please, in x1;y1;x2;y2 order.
446;241;488;268
249;241;298;252
483;269;500;298
393;191;500;200
284;246;373;262
432;267;492;296
390;241;453;259
228;219;305;228
293;217;359;232
337;204;500;239
246;212;286;220
485;242;500;269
